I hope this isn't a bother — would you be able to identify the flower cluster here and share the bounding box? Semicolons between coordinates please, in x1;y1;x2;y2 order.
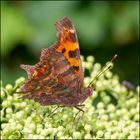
1;56;139;139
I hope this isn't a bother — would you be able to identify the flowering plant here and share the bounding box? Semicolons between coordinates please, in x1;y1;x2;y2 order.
1;56;139;139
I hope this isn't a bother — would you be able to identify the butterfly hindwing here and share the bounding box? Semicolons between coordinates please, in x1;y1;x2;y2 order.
19;46;80;105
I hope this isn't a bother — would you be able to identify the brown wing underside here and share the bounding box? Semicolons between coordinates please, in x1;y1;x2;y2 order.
19;46;80;105
19;17;84;105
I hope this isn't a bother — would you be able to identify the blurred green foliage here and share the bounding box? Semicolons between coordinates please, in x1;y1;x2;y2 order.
1;1;139;85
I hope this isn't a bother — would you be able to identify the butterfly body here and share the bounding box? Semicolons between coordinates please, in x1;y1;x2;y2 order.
19;17;93;108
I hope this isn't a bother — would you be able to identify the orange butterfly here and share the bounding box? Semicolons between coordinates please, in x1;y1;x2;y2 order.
19;17;117;111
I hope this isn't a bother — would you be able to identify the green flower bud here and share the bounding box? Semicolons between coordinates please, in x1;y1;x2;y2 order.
103;96;111;104
13;94;20;102
27;134;34;139
87;56;94;63
119;133;126;139
57;126;64;131
15;111;25;119
23;127;33;134
96;121;104;129
92;91;98;99
1;123;6;129
29;123;36;131
121;108;127;115
1;90;5;99
127;134;135;139
6;107;13;114
129;98;137;107
45;128;53;135
94;63;101;71
24;107;31;114
118;120;126;128
7;96;13;102
103;122;111;129
52;128;58;135
129;108;136;117
8;135;17;139
84;133;92;139
115;126;122;132
40;129;47;137
57;131;63;138
96;81;103;89
105;71;112;78
112;78;119;85
123;115;129;121
21;101;27;108
126;120;131;126
85;62;93;70
84;77;91;86
101;114;108;121
102;121;110;129
104;132;111;139
109;113;116;120
122;127;129;135
116;109;121;117
107;104;115;112
110;133;118;139
36;127;43;134
12;130;21;138
134;114;139;121
130;122;138;130
96;130;104;138
16;124;23;131
5;84;13;94
97;102;104;109
2;100;11;107
67;136;73;139
36;124;43;129
72;131;82;139
111;120;118;126
45;122;52;129
80;55;84;61
84;124;92;132
15;77;25;86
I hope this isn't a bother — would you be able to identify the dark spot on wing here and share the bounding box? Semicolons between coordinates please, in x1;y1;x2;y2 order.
73;66;79;71
62;48;66;53
68;49;79;58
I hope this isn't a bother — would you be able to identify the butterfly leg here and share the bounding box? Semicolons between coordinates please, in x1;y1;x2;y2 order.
48;105;66;117
72;106;84;130
48;105;60;117
76;104;85;107
75;105;84;112
73;106;84;121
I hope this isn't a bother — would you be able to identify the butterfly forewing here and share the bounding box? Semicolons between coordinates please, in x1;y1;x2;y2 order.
55;17;84;85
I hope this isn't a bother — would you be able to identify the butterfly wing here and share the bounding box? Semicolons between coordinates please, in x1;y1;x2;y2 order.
19;17;84;106
55;17;84;86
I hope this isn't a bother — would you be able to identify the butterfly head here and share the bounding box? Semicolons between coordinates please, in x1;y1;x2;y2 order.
79;87;93;104
84;87;93;97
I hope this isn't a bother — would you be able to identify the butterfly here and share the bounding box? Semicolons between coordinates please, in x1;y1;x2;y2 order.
19;17;93;111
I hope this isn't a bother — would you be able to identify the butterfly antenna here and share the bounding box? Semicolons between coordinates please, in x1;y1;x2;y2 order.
88;54;117;88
